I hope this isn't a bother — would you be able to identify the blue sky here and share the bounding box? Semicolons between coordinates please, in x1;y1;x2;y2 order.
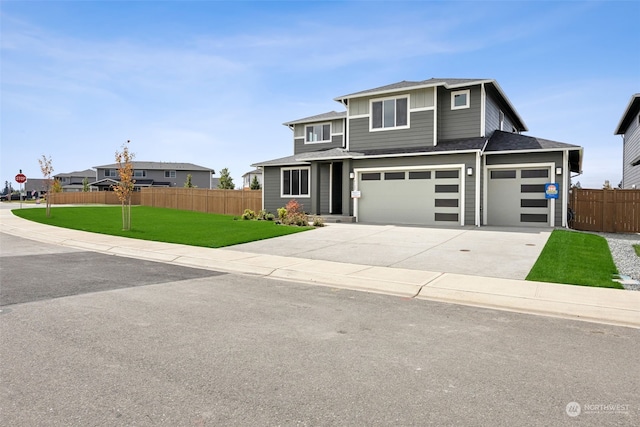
1;0;638;189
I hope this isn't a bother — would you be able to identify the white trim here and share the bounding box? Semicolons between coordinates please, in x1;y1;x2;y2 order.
353;164;466;226
475;151;481;226
280;166;311;198
485;147;580;156
451;89;470;110
410;106;436;113
351;149;481;161
304;122;332;144
483;162;555;227
369;94;411;132
562;150;568;227
433;87;438;146
348;113;369;119
480;83;486;137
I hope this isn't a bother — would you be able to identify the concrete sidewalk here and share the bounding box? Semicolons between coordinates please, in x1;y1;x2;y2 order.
1;207;639;329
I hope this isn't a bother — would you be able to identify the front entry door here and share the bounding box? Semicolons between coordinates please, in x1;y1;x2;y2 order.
331;162;343;214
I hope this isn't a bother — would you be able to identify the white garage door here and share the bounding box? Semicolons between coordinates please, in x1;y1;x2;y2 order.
487;166;552;227
357;168;462;226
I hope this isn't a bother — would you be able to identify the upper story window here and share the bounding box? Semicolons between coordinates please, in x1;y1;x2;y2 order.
371;96;408;131
306;124;331;143
133;170;146;178
104;169;117;177
451;90;470;110
165;170;176;178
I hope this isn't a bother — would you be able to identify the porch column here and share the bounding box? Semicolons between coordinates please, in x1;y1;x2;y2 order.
310;162;321;215
342;159;353;216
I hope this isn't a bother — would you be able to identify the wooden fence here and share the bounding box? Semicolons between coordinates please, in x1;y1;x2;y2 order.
140;188;262;216
50;191;141;205
570;188;640;233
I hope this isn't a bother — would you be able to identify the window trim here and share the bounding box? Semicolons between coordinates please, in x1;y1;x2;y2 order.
280;167;311;198
305;122;332;144
369;94;410;132
104;169;117;178
133;170;147;178
164;170;176;178
451;89;470;110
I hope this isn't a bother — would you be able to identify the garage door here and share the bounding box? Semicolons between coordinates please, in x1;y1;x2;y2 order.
357;168;462;225
487;167;551;227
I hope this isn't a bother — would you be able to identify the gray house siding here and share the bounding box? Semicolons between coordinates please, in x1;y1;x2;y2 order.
262;166;309;214
622;115;640;188
352;153;477;225
438;86;481;140
348;110;434;151
486;151;564;226
293;120;344;154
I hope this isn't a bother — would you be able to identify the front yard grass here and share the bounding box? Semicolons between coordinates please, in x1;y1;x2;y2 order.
526;230;622;289
12;206;312;248
634;245;640;257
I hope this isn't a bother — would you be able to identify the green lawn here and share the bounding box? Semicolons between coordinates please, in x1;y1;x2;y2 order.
526;230;622;289
634;245;640;257
12;206;312;248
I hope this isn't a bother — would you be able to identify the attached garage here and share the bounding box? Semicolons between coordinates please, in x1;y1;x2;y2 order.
355;165;464;226
485;164;555;227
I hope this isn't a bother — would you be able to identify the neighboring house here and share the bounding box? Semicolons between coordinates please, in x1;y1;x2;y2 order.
242;169;263;189
24;179;47;198
253;78;583;227
54;169;97;192
91;162;215;191
615;94;640;189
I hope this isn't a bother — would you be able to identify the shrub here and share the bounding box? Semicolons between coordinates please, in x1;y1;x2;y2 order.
257;209;268;220
277;207;287;221
266;213;275;221
242;209;256;220
282;199;308;226
312;216;325;227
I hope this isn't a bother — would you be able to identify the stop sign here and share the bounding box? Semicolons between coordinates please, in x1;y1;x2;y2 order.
15;173;27;184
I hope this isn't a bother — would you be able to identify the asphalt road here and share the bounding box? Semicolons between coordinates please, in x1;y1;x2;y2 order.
1;233;639;426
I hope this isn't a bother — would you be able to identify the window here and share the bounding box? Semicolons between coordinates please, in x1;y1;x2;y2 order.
361;173;381;181
133;170;146;178
105;169;117;177
165;170;176;178
384;172;405;180
305;124;331;143
451;90;470;110
409;171;431;180
282;168;310;197
371;97;408;130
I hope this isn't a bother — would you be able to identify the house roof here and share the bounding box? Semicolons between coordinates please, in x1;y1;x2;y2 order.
253;131;582;171
283;111;346;127
333;78;527;132
486;131;583;172
54;168;96;178
93;161;213;171
614;94;640;135
242;169;262;177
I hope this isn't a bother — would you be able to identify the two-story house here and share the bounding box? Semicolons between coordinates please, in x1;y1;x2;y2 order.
253;78;582;227
91;162;216;191
615;94;640;189
54;169;97;192
242;169;263;189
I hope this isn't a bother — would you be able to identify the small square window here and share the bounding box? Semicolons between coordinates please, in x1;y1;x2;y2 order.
165;170;176;178
451;90;470;110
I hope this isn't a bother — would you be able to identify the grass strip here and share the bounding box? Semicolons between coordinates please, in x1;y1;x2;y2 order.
634;245;640;257
12;206;312;248
526;230;622;289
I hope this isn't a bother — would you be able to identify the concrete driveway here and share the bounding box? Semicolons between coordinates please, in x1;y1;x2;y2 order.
225;224;552;280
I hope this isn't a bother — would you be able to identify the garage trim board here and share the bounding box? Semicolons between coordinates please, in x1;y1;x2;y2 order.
353;164;466;226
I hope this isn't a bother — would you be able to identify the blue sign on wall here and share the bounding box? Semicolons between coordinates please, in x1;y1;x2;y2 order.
545;183;559;199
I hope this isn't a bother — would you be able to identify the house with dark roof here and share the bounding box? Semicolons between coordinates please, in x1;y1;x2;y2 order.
615;94;640;189
253;78;583;227
54;169;97;192
91;162;216;191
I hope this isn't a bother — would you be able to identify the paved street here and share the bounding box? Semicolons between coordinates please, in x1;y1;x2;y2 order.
1;233;639;426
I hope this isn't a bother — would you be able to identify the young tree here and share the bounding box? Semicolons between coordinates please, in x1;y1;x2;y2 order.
52;178;63;193
250;175;261;190
38;155;54;217
217;167;235;189
112;140;135;231
184;173;197;188
82;177;90;192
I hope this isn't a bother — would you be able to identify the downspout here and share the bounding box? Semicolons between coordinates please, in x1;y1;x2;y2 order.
562;150;568;228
